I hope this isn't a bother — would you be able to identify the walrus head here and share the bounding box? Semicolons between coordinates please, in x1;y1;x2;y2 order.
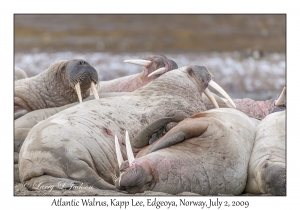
14;59;99;119
63;59;99;103
114;131;156;194
124;54;178;79
124;55;235;109
261;162;286;195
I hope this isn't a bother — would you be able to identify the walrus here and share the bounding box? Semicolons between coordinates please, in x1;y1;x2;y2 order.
245;110;286;195
98;54;178;92
14;59;99;119
18;65;234;191
14;54;179;184
202;87;286;120
14;55;179;156
115;108;259;195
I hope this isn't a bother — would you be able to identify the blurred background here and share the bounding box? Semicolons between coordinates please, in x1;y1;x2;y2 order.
14;14;286;100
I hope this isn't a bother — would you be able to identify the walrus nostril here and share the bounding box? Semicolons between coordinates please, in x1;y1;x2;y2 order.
77;60;89;65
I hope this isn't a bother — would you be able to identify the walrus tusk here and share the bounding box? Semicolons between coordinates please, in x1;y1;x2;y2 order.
115;135;124;167
90;82;99;100
148;67;166;77
125;131;135;165
74;82;82;103
204;88;219;108
115;134;125;187
208;80;236;108
124;60;151;67
275;87;286;106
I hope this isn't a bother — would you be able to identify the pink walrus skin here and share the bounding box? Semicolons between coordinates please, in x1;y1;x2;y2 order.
14;55;179;182
18;65;233;191
115;108;258;195
14;54;178;154
202;87;286;120
98;54;178;92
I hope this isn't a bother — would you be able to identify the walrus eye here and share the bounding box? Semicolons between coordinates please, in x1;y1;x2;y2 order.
55;65;66;78
186;67;195;77
61;65;66;72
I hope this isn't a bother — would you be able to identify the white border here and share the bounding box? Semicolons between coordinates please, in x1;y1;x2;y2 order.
3;1;297;209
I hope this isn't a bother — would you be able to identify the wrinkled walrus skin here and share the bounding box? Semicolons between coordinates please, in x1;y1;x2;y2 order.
19;66;214;191
14;93;129;153
203;92;286;120
14;59;98;118
245;110;286;195
14;55;178;163
116;108;259;195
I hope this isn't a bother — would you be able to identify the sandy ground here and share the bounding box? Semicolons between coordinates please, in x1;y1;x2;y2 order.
14;14;285;53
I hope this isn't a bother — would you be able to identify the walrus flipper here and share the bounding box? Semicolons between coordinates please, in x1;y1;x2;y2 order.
147;115;210;154
132;117;173;148
147;131;186;154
